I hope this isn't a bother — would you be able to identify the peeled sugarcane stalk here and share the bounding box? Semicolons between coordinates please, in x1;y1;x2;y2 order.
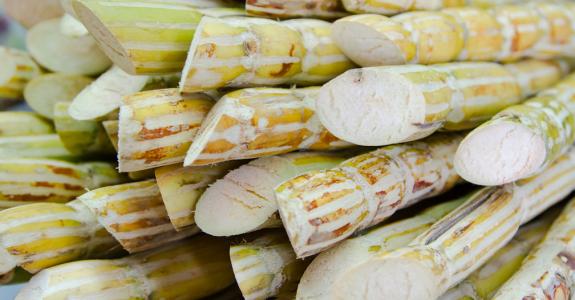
4;0;64;28
333;3;575;67
118;88;216;172
0;47;42;102
440;214;553;300
73;0;244;75
316;59;569;146
196;152;348;236
230;230;311;300
54;102;115;156
275;133;463;258
0;135;75;159
455;73;575;185
68;66;180;121
26;18;112;76
245;0;348;19
16;236;235;300
155;162;239;230
0;201;122;278
0;112;53;137
0;159;123;209
332;148;575;300
24;73;93;119
78;180;199;253
298;198;465;299
179;16;356;92
492;196;575;299
183;87;352;166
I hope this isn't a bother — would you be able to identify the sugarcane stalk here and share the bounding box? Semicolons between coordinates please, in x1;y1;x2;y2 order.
53;102;115;156
16;236;235;300
73;0;244;75
455;73;575;186
183;87;352;166
331;148;575;300
275;133;463;258
492;196;575;299
0;112;53;137
440;214;553;300
0;159;124;209
26;18;112;76
316;59;569;146
297;198;464;299
245;0;348;19
68;66;180;121
0;47;42;102
0;200;122;277
0;135;75;159
118;88;216;172
78;180;199;253
179;16;355;92
24;73;93;119
230;230;311;300
4;0;64;28
333;3;575;67
155;162;239;230
196;152;348;236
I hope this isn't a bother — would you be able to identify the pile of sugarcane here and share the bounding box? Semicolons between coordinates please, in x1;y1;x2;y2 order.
3;0;575;299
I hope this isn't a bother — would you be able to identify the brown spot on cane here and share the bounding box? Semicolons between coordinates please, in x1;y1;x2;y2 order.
199;43;216;58
138;125;194;140
47;166;80;178
270;45;296;77
244;39;258;55
413;180;433;192
34;181;55;188
305;2;317;9
558;251;575;270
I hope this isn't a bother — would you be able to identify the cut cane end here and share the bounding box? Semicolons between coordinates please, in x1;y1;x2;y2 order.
455;121;547;186
332;17;406;67
317;68;426;146
73;1;136;75
195;180;275;236
335;257;440;300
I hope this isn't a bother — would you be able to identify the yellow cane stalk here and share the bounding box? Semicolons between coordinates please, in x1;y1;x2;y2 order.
298;198;464;300
0;47;41;101
78;180;199;253
456;72;575;185
332;148;575;300
118;88;215;172
0;159;124;209
246;0;348;19
316;59;569;146
195;152;348;236
0;112;54;137
333;3;575;67
73;0;244;75
0;200;121;277
275;133;463;258
183;87;352;166
155;162;240;230
16;236;235;300
440;215;552;300
230;231;310;300
492;196;575;299
54;102;115;156
179;16;355;92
